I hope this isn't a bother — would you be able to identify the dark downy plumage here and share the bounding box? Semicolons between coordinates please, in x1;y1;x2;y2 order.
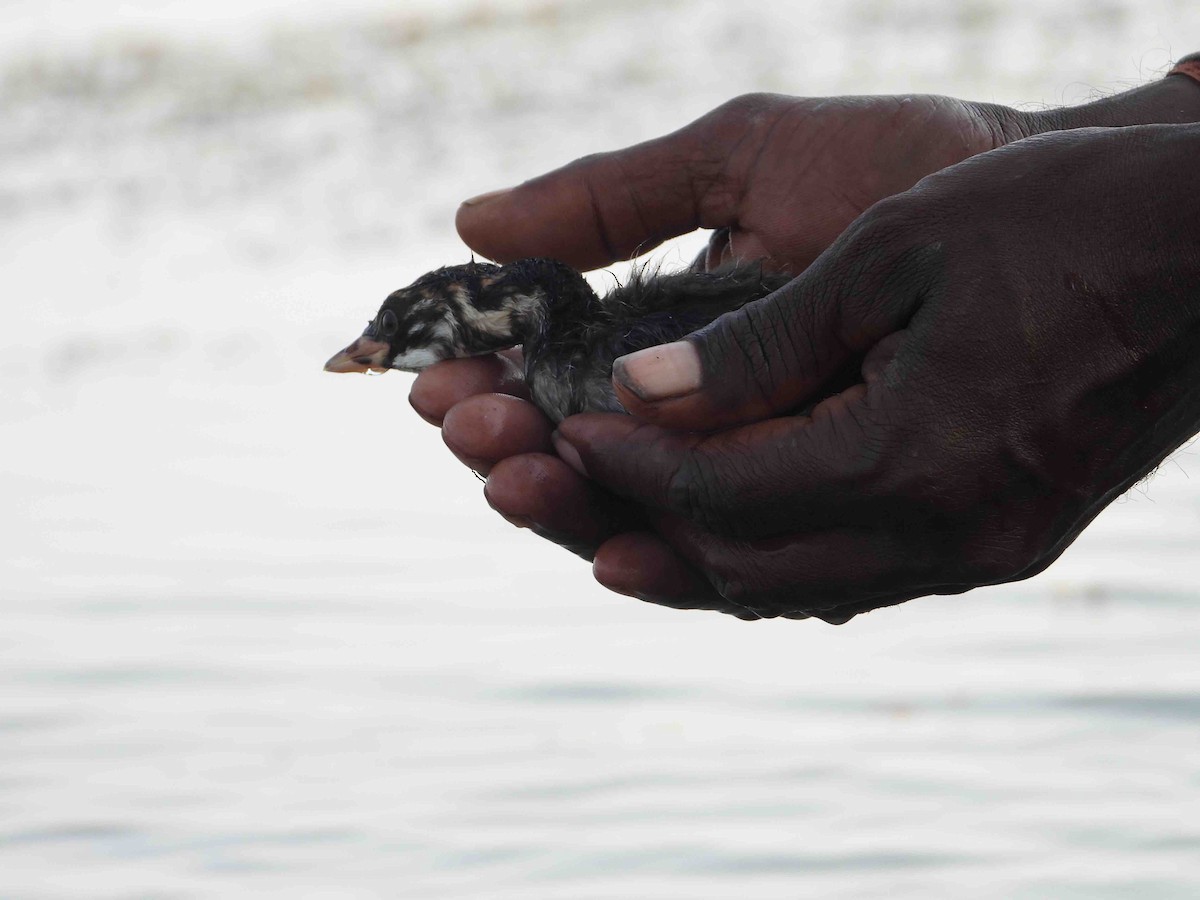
325;258;791;422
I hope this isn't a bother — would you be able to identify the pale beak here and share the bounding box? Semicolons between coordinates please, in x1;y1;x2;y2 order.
324;336;391;373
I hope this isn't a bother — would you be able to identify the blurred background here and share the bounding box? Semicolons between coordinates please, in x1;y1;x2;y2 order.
3;0;1200;897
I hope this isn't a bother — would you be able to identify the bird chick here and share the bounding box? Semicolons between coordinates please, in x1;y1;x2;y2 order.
325;258;790;422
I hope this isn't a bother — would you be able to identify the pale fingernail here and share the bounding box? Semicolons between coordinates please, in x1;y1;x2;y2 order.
551;432;587;477
482;485;532;528
612;341;703;402
460;187;513;208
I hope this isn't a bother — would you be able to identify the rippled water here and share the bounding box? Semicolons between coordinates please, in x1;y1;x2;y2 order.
3;1;1200;896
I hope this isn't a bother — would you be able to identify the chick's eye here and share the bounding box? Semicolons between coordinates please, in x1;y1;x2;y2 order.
377;309;399;338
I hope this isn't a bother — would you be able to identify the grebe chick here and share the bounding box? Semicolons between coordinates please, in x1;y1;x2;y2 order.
324;258;791;423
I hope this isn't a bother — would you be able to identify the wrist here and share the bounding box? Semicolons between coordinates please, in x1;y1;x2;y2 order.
1015;57;1200;137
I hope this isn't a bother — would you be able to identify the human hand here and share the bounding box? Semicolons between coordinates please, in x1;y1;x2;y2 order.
410;349;760;616
553;123;1200;622
452;70;1200;273
413;75;1200;621
455;91;1022;275
413;92;1026;609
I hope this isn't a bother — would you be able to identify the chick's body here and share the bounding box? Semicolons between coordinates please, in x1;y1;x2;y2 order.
325;258;791;423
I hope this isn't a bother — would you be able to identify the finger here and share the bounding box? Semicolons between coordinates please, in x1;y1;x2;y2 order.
408;351;528;426
457;136;719;269
654;513;963;623
441;393;554;475
483;453;646;561
592;532;763;619
610;209;927;430
455;97;793;270
690;227;776;275
691;227;730;272
554;383;901;540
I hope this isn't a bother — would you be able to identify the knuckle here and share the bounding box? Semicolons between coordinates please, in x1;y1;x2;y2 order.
688;93;791;221
817;223;919;347
957;535;1032;585
708;553;809;620
710;302;792;406
959;512;1063;586
841;193;942;278
665;451;741;536
714;573;750;606
822;402;907;495
563;150;615;182
664;451;716;525
733;312;780;399
709;92;786;124
846;192;917;245
710;567;775;618
672;438;790;540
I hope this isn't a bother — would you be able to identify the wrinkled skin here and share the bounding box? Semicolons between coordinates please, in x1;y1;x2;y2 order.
411;82;1200;623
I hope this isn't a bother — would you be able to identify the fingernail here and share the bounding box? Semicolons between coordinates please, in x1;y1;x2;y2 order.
460;187;513;208
551;431;587;477
612;341;703;402
482;483;531;527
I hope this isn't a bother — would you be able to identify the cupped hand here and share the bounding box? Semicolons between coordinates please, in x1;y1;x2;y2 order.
410;350;756;616
456;92;1021;274
555;124;1200;622
411;92;1029;615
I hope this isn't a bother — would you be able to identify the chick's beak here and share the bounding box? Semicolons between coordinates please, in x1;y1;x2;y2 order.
323;336;391;374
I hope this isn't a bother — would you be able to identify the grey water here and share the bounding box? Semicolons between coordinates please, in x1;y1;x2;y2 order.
3;1;1200;897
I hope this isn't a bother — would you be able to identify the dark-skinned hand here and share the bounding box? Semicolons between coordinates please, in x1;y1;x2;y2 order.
411;75;1200;623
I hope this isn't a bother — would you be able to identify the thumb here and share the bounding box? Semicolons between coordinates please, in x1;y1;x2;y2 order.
610;226;925;430
457;135;725;270
455;97;787;270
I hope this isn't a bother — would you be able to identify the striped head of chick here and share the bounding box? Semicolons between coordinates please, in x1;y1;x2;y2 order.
325;261;544;374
